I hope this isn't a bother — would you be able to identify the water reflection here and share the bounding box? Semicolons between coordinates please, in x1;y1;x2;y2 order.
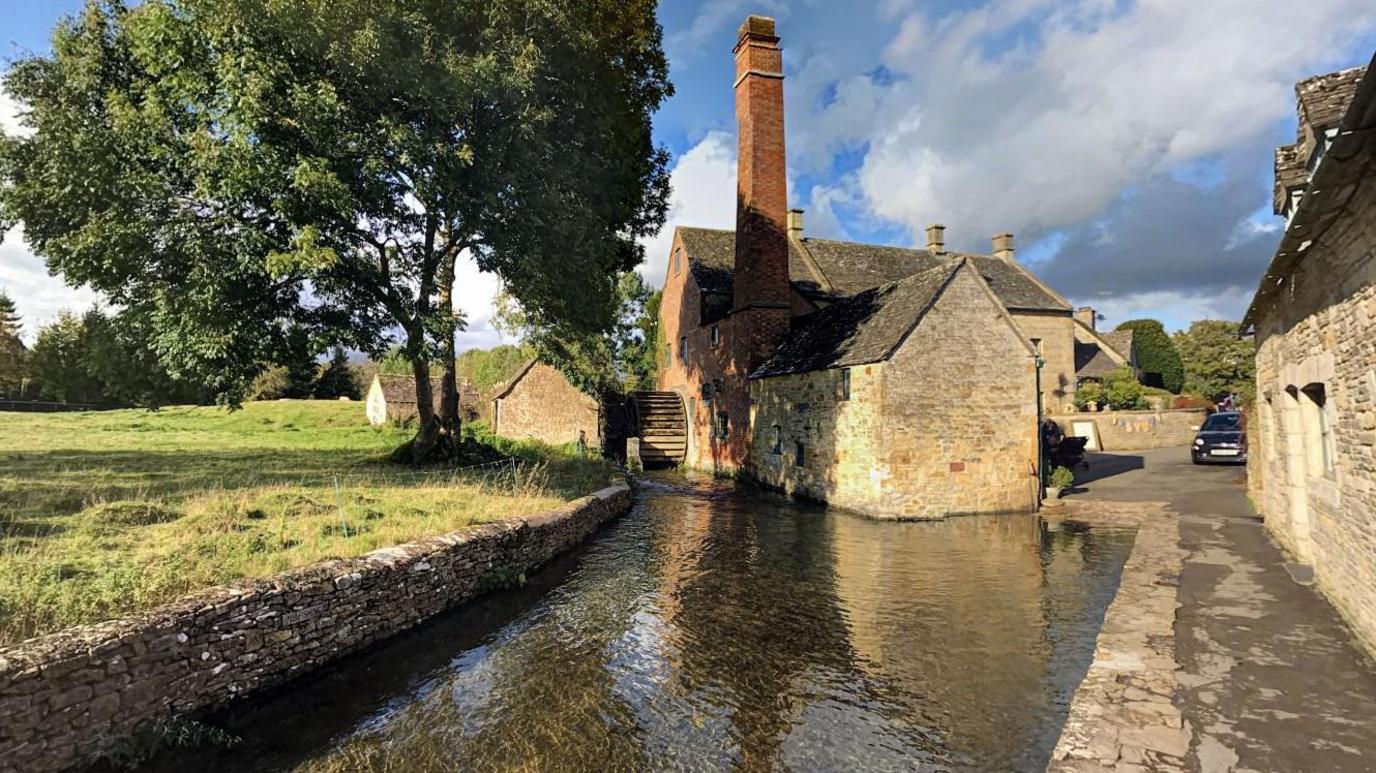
149;474;1132;773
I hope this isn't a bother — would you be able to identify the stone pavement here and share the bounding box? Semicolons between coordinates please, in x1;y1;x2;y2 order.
1052;447;1376;773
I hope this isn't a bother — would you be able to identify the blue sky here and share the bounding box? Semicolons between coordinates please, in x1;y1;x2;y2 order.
4;0;1376;349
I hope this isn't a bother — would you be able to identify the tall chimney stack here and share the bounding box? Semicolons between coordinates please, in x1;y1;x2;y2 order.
925;224;946;255
993;233;1015;262
732;16;790;317
787;208;805;240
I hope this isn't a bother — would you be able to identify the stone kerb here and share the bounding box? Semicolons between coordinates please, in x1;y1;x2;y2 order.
0;483;633;772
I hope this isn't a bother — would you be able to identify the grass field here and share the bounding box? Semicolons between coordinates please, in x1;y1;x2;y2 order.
0;401;617;644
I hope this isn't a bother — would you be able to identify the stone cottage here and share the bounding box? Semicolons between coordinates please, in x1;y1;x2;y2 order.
491;360;601;448
1072;310;1138;383
655;15;1068;516
365;374;479;427
1242;57;1376;655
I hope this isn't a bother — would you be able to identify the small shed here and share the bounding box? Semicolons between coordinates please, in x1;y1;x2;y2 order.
365;374;479;427
490;361;601;447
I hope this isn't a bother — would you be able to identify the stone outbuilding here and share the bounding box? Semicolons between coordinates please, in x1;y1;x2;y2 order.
365;374;479;427
1073;311;1138;384
1243;56;1376;656
748;259;1040;518
490;360;601;448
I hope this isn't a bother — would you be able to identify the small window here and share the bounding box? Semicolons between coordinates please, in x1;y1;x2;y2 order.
794;441;806;467
710;325;721;349
1302;384;1335;475
714;411;729;440
664;344;671;368
1030;338;1042;355
679;336;688;364
839;368;851;401
702;383;713;404
673;248;682;275
770;425;782;454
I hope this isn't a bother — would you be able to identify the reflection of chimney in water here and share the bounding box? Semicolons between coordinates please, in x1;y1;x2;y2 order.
732;15;790;314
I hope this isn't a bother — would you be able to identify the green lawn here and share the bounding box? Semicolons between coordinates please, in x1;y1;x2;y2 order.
0;401;616;644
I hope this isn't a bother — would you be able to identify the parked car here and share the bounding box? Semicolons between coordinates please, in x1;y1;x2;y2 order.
1191;411;1247;464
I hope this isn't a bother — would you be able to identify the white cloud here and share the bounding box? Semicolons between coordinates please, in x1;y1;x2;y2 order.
666;0;794;63
793;0;1374;249
1081;286;1255;333
0;87;32;138
637;131;738;285
452;251;508;354
0;227;103;343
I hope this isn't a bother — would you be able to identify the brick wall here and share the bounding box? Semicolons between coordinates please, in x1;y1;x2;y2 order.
494;362;600;447
747;267;1040;518
1010;310;1077;413
1249;173;1376;658
1047;409;1208;451
0;485;633;771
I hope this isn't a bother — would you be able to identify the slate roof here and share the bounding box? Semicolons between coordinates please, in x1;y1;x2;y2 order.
1102;329;1134;360
750;260;965;378
1245;54;1376;328
1075;341;1120;379
676;226;1069;312
1275;65;1368;214
373;374;478;407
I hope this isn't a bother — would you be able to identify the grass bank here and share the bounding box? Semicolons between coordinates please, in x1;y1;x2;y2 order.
0;401;616;645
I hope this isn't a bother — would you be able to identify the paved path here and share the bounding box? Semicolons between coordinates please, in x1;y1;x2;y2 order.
1074;448;1376;773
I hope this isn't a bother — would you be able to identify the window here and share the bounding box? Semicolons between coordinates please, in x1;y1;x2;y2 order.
714;411;729;440
672;248;682;275
1302;383;1335;476
1030;338;1042;354
794;441;806;467
702;383;713;404
839;368;851;401
664;344;671;368
710;325;721;349
770;425;782;454
679;336;687;364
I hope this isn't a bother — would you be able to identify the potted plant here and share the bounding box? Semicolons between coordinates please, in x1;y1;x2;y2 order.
1044;465;1075;505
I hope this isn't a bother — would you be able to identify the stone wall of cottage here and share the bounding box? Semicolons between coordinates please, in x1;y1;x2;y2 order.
0;485;633;772
1046;409;1209;451
1010;310;1077;414
494;362;601;447
747;268;1040;518
1249;174;1376;658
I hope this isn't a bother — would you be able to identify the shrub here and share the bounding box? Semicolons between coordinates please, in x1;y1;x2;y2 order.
1074;382;1106;411
1115;319;1184;393
1048;466;1075;490
248;366;291;401
1104;366;1147;410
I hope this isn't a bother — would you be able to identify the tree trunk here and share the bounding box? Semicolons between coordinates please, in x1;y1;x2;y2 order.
436;255;461;456
407;334;442;463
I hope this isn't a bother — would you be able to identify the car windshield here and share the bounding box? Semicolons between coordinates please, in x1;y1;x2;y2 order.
1202;413;1242;431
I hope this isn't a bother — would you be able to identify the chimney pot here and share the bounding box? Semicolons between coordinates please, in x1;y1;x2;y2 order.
788;209;805;240
925;224;946;255
993;233;1015;262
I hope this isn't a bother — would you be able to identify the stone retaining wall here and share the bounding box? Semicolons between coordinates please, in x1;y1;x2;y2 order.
1048;409;1208;451
0;483;633;772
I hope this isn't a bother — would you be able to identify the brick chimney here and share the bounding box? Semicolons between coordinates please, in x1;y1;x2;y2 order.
992;233;1015;262
1075;307;1097;331
731;15;791;369
925;224;946;255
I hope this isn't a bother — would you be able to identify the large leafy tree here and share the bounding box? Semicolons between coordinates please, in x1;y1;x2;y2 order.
1116;318;1184;393
1174;320;1254;402
0;290;28;398
0;0;672;460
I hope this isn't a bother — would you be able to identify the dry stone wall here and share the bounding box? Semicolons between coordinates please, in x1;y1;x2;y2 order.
0;484;633;772
1048;409;1208;451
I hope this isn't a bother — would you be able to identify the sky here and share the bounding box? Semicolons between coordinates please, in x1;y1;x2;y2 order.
3;1;1376;349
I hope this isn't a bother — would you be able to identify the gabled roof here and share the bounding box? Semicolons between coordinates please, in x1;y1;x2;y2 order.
491;359;539;400
1102;329;1134;360
1075;341;1121;379
750;259;967;378
372;374;479;406
676;226;1071;312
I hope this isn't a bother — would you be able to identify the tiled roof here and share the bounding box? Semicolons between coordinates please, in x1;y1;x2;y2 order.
1102;329;1134;360
373;374;478;406
1075;341;1120;379
750;260;965;378
676;227;1069;312
1297;66;1366;134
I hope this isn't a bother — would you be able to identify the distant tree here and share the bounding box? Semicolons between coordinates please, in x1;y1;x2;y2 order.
82;309;205;406
0;0;672;462
280;327;320;400
248;365;291;401
457;345;531;393
619;278;661;392
1174;320;1255;402
0;290;26;397
28;312;105;403
1116;319;1184;393
314;349;360;400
